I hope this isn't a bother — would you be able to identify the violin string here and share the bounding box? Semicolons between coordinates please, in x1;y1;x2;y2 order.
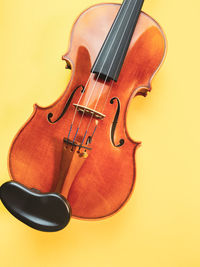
66;72;93;140
81;0;137;109
83;0;138;108
80;79;115;147
69;0;136;143
66;1;126;140
99;81;114;114
77;0;139;147
90;0;125;71
95;0;140;115
82;21;134;143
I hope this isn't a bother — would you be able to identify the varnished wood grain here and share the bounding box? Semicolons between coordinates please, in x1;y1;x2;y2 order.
8;4;166;219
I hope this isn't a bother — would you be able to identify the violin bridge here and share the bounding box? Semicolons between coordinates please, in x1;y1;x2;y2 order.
73;104;105;119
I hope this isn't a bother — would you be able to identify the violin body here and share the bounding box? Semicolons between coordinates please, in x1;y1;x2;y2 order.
8;4;166;219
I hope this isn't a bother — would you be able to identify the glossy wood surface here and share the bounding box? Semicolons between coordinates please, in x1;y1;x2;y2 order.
8;3;166;219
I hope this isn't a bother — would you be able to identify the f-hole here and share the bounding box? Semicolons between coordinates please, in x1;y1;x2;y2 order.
110;97;124;147
47;85;84;123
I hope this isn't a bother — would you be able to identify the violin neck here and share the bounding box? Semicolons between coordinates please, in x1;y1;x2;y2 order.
91;0;144;82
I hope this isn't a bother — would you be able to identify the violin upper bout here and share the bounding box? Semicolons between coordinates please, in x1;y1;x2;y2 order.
120;12;166;99
137;15;166;89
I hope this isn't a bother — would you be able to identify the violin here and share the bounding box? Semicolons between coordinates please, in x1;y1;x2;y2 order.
0;0;166;231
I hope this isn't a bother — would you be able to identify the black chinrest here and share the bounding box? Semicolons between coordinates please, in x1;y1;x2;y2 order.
0;181;71;232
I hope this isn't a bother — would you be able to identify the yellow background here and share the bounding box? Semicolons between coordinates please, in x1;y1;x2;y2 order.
0;0;200;266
